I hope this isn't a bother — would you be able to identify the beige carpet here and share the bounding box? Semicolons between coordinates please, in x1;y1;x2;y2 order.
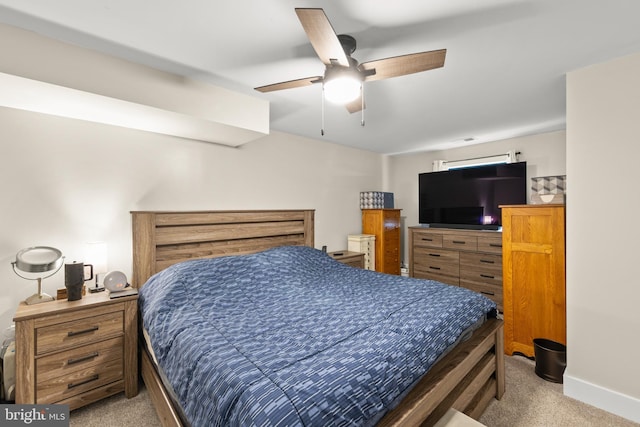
69;383;160;427
69;356;639;426
479;355;638;427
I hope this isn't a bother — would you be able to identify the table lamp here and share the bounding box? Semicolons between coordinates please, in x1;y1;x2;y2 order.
86;242;108;293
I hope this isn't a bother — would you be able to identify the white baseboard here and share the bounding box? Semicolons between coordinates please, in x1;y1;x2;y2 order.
564;372;640;424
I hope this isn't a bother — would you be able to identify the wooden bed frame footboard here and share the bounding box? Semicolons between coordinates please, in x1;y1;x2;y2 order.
379;318;504;426
131;210;504;427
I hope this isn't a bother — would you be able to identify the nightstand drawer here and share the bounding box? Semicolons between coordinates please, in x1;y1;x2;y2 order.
329;251;365;268
36;336;124;384
36;353;124;403
36;312;123;355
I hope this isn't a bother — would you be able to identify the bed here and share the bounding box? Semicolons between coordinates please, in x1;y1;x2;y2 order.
131;209;504;426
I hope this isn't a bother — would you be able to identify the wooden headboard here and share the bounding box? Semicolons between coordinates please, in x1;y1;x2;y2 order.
130;209;315;287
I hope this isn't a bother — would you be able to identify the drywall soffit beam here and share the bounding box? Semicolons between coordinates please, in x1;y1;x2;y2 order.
0;72;268;147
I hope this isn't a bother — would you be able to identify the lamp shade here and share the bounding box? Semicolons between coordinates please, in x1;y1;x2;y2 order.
86;242;108;273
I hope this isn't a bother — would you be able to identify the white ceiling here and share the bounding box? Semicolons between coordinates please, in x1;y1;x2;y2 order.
1;0;639;154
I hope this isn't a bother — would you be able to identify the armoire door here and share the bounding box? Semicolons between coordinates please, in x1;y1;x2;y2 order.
502;205;565;357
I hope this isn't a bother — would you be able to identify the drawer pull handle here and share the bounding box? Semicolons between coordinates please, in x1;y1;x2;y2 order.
480;291;495;296
489;243;502;248
68;326;99;337
452;240;466;244
480;274;495;279
428;253;441;257
429;266;441;270
68;352;99;365
68;374;99;389
421;238;433;241
480;259;495;264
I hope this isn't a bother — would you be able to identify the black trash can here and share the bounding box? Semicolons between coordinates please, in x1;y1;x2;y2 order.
533;338;566;383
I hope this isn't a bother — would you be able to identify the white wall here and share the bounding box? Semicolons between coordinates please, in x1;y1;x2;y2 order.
0;107;383;330
387;130;566;265
564;53;640;422
0;22;384;331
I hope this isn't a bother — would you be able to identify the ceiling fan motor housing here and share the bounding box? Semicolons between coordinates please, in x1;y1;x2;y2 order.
338;34;357;55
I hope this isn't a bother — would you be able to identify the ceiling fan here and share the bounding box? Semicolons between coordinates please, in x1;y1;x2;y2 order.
255;8;447;114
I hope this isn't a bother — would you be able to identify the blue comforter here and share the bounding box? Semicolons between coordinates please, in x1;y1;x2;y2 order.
139;245;496;427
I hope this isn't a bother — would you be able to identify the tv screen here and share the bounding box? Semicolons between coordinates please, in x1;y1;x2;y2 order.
418;162;527;230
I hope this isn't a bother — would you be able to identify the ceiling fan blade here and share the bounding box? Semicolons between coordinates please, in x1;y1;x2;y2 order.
360;49;446;82
345;96;365;114
295;8;350;67
255;76;322;93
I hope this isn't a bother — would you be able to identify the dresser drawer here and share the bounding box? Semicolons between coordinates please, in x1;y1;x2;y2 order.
460;252;502;310
460;253;502;285
414;270;459;286
36;352;124;404
413;248;459;285
412;231;443;248
477;235;503;254
460;281;503;310
36;336;124;384
443;235;477;251
36;312;124;355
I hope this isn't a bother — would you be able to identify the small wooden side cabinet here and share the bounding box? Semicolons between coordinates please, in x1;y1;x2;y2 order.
329;250;365;268
13;292;138;410
361;209;401;275
501;204;566;357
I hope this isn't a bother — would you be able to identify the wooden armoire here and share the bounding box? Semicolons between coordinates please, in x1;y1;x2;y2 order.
501;204;566;357
361;209;401;275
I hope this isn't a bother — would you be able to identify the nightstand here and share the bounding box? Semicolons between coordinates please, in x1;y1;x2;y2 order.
328;250;365;268
13;291;138;410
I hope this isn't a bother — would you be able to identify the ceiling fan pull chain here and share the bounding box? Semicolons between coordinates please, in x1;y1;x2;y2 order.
361;85;365;127
321;85;325;136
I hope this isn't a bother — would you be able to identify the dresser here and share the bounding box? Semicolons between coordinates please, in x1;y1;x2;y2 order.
13;292;138;409
409;227;503;311
501;204;566;357
361;209;401;275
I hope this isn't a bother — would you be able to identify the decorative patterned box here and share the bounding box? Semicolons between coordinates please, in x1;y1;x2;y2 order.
530;175;566;204
360;192;394;209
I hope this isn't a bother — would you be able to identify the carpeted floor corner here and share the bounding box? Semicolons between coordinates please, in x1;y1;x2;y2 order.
479;355;638;427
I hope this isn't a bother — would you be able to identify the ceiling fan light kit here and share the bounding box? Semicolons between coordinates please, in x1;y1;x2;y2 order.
255;8;446;121
323;68;362;104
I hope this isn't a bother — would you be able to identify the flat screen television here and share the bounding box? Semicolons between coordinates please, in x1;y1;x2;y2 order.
418;162;527;230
